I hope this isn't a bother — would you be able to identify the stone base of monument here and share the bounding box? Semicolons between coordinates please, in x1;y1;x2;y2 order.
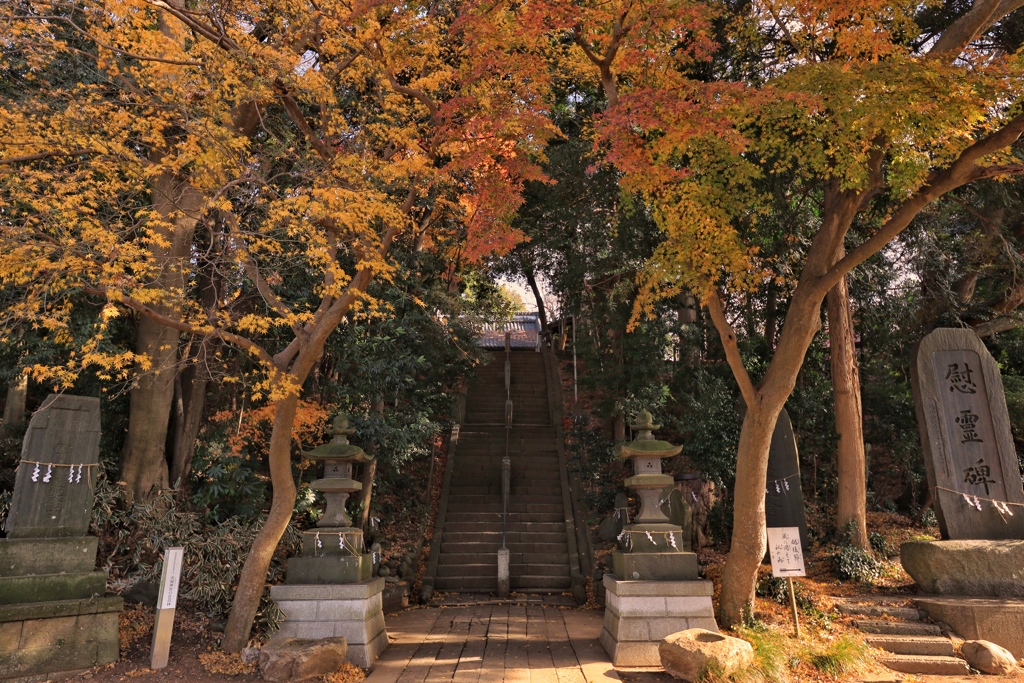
285;555;373;584
269;578;387;668
0;596;123;681
599;573;717;667
901;540;1024;597
914;595;1024;660
613;550;698;582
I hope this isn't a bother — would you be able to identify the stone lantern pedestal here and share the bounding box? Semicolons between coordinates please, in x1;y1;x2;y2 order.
269;415;387;667
600;411;718;666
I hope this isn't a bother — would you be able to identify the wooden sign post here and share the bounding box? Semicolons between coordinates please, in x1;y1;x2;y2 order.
767;527;806;638
150;547;184;669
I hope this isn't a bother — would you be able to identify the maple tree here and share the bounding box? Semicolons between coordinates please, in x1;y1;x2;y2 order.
558;0;1024;625
0;0;555;648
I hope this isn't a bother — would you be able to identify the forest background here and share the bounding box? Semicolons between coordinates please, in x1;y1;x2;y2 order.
4;0;1024;653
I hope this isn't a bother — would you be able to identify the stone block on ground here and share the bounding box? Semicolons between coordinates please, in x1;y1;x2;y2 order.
962;640;1018;675
901;540;1024;597
270;578;387;668
659;628;753;682
600;574;718;666
915;595;1024;659
258;636;348;682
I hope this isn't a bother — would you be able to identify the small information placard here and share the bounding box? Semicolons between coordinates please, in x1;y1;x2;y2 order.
159;547;183;610
767;526;806;578
151;547;184;669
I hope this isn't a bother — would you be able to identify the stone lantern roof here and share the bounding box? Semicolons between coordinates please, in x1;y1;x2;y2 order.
302;414;374;463
616;410;683;459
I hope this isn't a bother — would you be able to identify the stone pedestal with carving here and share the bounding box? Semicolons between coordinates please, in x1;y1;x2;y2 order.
270;415;385;667
0;395;122;681
601;410;717;666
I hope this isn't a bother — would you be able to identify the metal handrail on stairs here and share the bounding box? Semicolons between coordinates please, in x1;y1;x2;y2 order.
498;332;512;598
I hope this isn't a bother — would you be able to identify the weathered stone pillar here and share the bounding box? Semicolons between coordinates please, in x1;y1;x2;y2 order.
0;395;123;679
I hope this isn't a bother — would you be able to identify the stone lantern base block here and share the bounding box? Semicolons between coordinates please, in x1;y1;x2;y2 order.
613;550;698;582
270;578;387;668
286;554;373;585
600;573;718;667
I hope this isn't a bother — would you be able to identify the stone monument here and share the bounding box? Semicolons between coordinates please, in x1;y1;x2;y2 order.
0;395;122;680
764;409;809;554
269;415;387;668
600;410;718;667
904;328;1024;657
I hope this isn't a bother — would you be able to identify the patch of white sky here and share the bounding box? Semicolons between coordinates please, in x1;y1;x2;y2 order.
499;272;561;315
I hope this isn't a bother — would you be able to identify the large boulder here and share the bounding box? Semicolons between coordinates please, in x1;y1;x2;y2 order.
659;628;753;681
901;540;1024;597
259;637;349;682
962;640;1018;675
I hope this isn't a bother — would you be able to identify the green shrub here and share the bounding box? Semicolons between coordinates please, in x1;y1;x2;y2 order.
868;531;893;557
833;546;883;583
92;480;302;639
755;575;789;604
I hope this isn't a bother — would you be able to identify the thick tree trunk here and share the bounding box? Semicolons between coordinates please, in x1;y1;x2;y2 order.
169;341;212;489
120;173;203;500
1;375;28;436
827;257;869;549
718;401;784;626
222;390;300;652
120;316;179;498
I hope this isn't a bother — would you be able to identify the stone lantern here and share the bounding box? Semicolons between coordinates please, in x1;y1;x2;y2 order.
286;414;374;584
613;410;696;581
601;409;717;667
270;414;388;667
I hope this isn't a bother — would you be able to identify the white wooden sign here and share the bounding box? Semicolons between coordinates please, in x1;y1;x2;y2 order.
151;546;184;669
767;527;806;578
158;547;184;609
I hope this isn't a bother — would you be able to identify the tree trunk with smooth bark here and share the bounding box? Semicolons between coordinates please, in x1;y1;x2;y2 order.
827;249;869;549
1;375;27;436
221;389;299;651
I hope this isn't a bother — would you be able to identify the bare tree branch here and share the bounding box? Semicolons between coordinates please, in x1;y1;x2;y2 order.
706;290;758;407
930;0;1024;57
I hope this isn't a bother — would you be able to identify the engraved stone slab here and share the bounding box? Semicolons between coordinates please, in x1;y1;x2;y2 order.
5;395;101;539
911;328;1024;539
765;409;809;553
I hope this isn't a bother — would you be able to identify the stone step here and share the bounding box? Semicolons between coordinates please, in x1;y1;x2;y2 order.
878;655;969;676
445;516;565;528
435;562;571;578
864;636;956;657
443;521;565;534
512;575;572;589
454;455;560;464
442;531;567;545
438;552;570;566
446;497;564;508
853;620;943;636
837;603;922;621
449;485;562;495
446;502;563;513
441;541;568;555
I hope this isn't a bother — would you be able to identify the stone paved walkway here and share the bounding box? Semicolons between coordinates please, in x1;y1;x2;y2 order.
365;604;623;682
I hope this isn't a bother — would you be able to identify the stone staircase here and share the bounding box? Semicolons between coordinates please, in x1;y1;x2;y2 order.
433;350;573;594
837;598;970;676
